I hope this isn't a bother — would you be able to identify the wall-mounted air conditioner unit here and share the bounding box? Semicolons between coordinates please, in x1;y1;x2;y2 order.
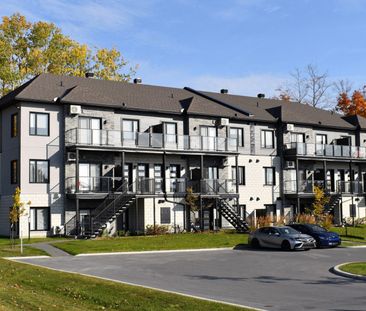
69;105;82;115
286;123;295;132
67;152;76;162
285;161;295;169
217;118;229;127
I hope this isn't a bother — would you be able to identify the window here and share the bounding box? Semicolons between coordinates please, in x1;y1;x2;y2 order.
30;112;49;136
232;166;245;185
11;113;18;137
122;119;139;140
261;130;274;148
10;160;18;184
264;167;275;185
160;207;171;224
30;207;50;231
30;160;49;183
229;128;244;147
164;123;177;143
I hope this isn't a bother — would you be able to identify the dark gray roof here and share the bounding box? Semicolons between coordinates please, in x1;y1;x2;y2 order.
1;73;365;130
197;91;356;130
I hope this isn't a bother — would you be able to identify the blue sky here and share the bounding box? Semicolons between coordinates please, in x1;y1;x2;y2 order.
1;0;365;97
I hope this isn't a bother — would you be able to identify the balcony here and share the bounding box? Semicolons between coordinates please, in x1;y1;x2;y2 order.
284;142;366;159
65;128;238;153
65;177;236;196
284;179;364;194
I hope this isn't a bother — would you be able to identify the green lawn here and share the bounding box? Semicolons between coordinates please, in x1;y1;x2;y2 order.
339;262;366;276
0;238;48;257
0;258;249;311
53;232;248;255
331;225;366;243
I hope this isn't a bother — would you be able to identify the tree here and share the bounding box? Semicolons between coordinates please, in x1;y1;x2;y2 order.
312;185;330;219
276;64;333;108
9;187;30;246
337;89;366;117
0;13;137;97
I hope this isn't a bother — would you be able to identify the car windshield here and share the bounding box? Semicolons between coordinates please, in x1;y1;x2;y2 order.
278;227;299;235
307;225;327;233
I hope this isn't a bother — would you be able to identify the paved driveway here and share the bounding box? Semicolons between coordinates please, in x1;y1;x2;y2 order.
13;247;366;311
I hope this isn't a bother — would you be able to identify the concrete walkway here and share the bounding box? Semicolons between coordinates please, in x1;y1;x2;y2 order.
27;242;71;257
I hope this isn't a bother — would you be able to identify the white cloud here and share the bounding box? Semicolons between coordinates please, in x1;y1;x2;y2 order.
1;0;155;45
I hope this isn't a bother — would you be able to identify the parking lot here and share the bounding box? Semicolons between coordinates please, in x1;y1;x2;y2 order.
14;247;366;311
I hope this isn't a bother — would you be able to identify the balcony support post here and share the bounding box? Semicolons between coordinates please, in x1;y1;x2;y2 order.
162;152;167;194
75;148;80;236
121;151;125;184
323;160;327;192
235;155;239;195
349;161;353;194
295;158;299;214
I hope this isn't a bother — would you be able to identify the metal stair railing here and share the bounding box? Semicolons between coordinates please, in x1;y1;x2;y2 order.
64;215;77;236
89;181;136;236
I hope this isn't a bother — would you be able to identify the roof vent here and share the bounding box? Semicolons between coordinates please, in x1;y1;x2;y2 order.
85;72;94;78
220;89;228;94
257;93;265;98
133;78;142;84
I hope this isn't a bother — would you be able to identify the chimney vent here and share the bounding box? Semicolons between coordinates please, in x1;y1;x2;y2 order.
133;78;142;84
220;89;228;94
85;72;94;78
257;93;265;98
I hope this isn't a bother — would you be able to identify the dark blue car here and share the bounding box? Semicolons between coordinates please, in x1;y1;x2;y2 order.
289;224;341;248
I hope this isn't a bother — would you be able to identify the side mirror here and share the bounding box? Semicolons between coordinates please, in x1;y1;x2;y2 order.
274;232;280;236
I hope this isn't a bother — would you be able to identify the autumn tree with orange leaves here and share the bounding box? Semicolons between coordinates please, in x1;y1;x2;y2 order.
337;90;366;117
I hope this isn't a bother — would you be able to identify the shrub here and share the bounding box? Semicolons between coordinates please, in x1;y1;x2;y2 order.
145;224;170;235
294;213;316;224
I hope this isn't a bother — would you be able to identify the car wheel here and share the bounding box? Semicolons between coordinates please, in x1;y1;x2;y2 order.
251;238;260;249
281;240;291;251
315;239;322;249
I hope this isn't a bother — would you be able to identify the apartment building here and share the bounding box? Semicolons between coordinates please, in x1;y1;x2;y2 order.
0;73;365;238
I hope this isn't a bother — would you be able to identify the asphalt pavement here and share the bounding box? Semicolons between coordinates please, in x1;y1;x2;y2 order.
12;246;366;311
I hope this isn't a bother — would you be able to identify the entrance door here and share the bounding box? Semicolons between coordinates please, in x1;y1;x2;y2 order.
79;117;101;145
79;163;101;192
123;163;133;191
154;164;163;193
138;163;150;193
169;164;181;192
206;166;218;193
201;126;216;150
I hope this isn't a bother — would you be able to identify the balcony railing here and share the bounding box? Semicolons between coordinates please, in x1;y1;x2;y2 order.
284;179;331;194
65;128;238;152
284;179;364;194
65;177;236;195
285;142;366;159
337;181;363;193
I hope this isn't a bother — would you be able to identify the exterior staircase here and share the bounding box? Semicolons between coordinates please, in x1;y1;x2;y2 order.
65;181;136;238
324;193;341;214
217;199;249;233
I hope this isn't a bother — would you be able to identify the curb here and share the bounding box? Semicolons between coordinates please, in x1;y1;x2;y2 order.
4;255;50;260
331;262;366;281
75;247;233;257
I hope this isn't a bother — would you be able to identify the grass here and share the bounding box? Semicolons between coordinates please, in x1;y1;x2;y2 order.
339;262;366;276
0;238;48;257
331;224;366;244
53;232;248;255
0;258;250;311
